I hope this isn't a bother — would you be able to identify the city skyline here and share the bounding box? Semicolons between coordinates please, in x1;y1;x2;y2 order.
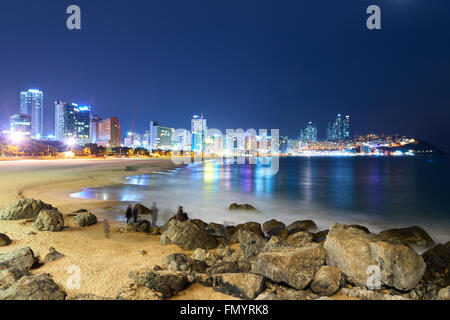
1;1;449;152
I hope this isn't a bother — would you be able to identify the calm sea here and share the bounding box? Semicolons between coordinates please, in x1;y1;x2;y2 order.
72;156;450;244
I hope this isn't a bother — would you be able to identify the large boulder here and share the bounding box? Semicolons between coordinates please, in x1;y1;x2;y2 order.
73;213;97;227
324;223;426;291
421;241;450;274
119;220;151;233
160;219;217;250
0;233;12;247
262;219;288;238
437;286;450;300
252;243;325;290
310;266;341;296
129;269;190;299
0;199;55;220
236;222;263;237
207;261;241;275
229;203;257;211
238;230;266;258
0;273;66;300
0;267;25;291
286;220;318;234
194;249;222;266
162;253;207;273
261;236;291;253
0;247;35;273
378;226;435;249
213;273;265;300
133;203;152;215
32;209;64;232
287;231;314;247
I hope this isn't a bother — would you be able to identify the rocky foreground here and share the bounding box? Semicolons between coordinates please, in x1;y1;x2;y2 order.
0;199;449;300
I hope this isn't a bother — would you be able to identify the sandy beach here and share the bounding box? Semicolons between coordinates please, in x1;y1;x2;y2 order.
0;158;237;299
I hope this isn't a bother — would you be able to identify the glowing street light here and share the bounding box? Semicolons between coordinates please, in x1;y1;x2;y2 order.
10;132;24;144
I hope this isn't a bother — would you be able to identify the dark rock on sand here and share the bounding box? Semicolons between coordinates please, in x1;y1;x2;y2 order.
73;212;97;227
0;233;12;247
0;199;55;220
324;223;426;291
194;249;222;266
119;220;151;233
286;220;318;234
310;266;342;296
0;247;35;273
67;294;115;300
32;209;64;232
160;219;217;250
129;269;189;299
252;243;325;290
422;242;450;274
116;282;164;300
73;209;88;213
207;261;241;275
378;226;435;249
0;273;66;300
162;253;208;273
213;273;265;300
229;203;257;211
44;247;65;263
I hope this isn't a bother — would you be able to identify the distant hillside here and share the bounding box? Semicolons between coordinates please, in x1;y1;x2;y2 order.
379;139;447;155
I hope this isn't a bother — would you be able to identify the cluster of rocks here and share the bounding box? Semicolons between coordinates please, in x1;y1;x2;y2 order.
0;247;66;300
155;217;449;300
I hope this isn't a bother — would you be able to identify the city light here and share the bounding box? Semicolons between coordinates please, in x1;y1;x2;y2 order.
66;137;77;147
10;132;24;144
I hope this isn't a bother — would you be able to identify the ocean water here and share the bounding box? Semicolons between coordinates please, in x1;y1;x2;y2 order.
71;156;450;244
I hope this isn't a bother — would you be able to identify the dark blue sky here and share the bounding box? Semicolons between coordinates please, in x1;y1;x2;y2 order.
0;0;449;151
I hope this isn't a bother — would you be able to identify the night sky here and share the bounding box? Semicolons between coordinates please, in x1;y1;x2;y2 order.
0;0;449;151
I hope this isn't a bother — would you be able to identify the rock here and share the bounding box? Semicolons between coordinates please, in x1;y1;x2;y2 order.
350;225;370;234
286;220;318;233
229;203;257;211
410;280;440;300
0;247;35;273
148;226;161;235
422;242;450;274
216;245;235;258
0;273;66;300
261;236;291;253
119;220;151;233
194;273;213;287
116;283;164;300
0;233;12;247
140;250;147;256
73;212;97;227
252;244;325;290
324;223;426;291
67;294;115;300
160;219;217;251
311;266;341;296
32;209;64;232
236;222;263;237
287;231;314;247
27;231;36;236
190;219;207;230
73;209;88;213
340;287;409;300
238;230;266;258
313;230;329;243
255;282;318;300
207;261;241;275
194;249;222;266
378;226;435;249
44;247;65;263
437;286;450;300
213;273;265;300
0;199;55;220
129;269;189;298
0;267;26;290
262;220;287;237
133;203;152;215
162;253;207;273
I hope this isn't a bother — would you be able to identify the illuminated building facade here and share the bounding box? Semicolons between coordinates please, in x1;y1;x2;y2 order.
20;89;44;138
327;114;350;141
10;114;31;136
191;115;207;152
54;101;91;145
149;121;175;150
96;116;121;148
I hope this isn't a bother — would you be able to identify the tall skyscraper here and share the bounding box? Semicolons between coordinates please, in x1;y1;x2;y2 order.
191;114;207;152
327;114;351;141
299;122;318;143
54;101;91;145
96;117;121;148
20;89;43;138
90;115;102;144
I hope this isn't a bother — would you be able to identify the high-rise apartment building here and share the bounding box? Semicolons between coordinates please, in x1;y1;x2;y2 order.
96;117;121;148
327;114;351;141
10;114;32;136
20;89;43;138
191;115;207;152
299;122;318;143
149;121;175;150
54;101;91;145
